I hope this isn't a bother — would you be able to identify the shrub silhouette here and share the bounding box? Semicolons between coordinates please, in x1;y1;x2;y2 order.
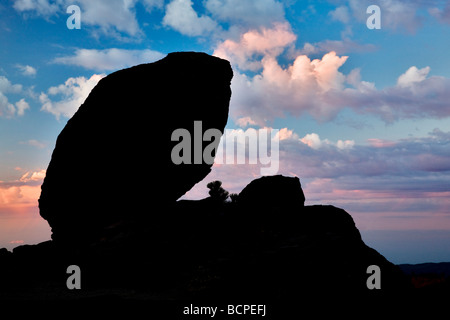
229;193;239;203
207;180;229;202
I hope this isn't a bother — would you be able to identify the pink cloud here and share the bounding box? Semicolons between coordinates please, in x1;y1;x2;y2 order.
183;128;450;232
213;23;450;127
0;185;41;207
0;170;51;249
214;22;296;71
0;187;23;206
235;116;257;127
429;4;450;25
276;127;297;141
227;50;349;126
367;139;397;148
0;169;46;207
9;240;24;244
412;154;450;172
300;133;322;149
19;169;46;182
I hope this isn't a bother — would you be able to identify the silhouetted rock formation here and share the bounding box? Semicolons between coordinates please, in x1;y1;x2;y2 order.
0;52;417;307
38;52;233;244
0;174;411;303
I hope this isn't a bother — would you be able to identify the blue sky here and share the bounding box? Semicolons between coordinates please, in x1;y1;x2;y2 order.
1;0;450;263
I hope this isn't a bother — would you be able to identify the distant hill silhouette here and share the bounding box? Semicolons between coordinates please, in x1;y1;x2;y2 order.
0;52;435;307
399;262;450;290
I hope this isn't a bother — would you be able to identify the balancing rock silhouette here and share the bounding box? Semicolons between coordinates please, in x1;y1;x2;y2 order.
0;52;415;304
38;52;233;244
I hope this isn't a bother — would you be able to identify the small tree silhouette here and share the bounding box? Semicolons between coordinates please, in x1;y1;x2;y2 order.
229;193;239;203
207;180;229;202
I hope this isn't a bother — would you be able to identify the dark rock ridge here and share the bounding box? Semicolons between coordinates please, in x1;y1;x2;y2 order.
38;52;233;244
0;175;410;303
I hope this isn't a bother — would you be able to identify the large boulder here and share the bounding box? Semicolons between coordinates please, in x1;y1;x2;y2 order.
39;52;233;244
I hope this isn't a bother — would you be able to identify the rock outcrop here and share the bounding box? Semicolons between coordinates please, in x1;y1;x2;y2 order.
238;175;305;209
0;53;415;308
0;175;410;304
38;52;233;244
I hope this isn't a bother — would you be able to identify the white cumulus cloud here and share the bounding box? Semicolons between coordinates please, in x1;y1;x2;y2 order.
54;48;165;72
329;6;350;24
13;0;143;38
0;76;22;94
205;0;285;28
77;0;142;37
40;74;104;119
20;169;46;183
397;66;430;88
15;99;30;116
13;0;61;16
348;0;424;33
0;76;28;118
16;64;37;77
163;0;218;36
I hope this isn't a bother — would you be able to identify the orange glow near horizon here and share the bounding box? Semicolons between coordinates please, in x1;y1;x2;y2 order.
0;182;51;251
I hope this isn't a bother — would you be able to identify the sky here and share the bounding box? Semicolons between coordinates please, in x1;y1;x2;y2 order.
0;0;449;264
